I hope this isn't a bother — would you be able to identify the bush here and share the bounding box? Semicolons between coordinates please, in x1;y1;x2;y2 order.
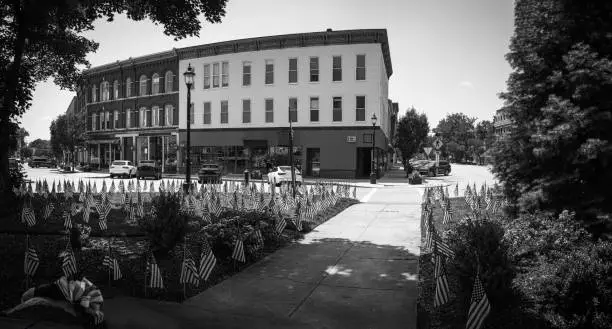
446;215;516;307
138;193;189;258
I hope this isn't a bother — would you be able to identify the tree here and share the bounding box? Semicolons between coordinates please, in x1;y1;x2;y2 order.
393;107;430;170
0;0;228;194
435;113;476;162
8;126;28;156
19;146;32;159
50;112;86;167
492;0;612;225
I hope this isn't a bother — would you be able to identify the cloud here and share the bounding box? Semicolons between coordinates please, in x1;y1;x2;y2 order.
458;81;474;88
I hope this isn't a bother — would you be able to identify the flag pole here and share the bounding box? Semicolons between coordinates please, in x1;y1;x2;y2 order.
183;235;187;301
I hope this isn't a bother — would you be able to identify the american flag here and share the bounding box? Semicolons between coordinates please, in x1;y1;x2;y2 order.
443;207;453;225
43;203;54;220
99;200;112;221
199;240;217;281
434;255;450;307
147;255;164;289
61;247;78;278
433;234;455;258
109;181;116;194
291;214;303;232
63;212;72;230
70;203;80;216
103;256;122;280
21;207;36;227
136;202;144;218
275;217;287;234
252;230;264;249
466;275;490;329
24;247;39;277
180;250;200;286
79;191;85;202
232;239;246;263
424;214;435;252
99;218;107;231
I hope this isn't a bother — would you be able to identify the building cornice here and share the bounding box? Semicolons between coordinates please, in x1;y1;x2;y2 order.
83;49;178;75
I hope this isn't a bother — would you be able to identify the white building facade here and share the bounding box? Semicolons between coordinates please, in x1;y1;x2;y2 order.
177;29;396;178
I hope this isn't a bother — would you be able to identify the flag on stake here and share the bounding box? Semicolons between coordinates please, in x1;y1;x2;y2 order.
465;275;490;329
24;247;40;277
21;206;36;227
231;240;246;263
434;255;450;307
199;240;217;281
147;254;164;289
103;256;123;280
180;249;200;286
61;245;78;278
63;212;72;230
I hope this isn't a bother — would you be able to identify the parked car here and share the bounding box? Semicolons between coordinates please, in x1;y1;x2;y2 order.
28;156;56;168
267;166;303;187
198;163;223;184
136;160;161;180
413;159;452;177
436;160;452;176
109;160;136;178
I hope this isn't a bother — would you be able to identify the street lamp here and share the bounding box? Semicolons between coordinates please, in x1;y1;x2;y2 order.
370;113;378;184
182;63;195;194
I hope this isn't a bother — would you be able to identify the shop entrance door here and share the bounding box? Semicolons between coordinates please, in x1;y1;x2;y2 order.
306;148;320;177
356;147;372;178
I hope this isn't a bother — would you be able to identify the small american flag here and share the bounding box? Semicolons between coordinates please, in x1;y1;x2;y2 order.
199;240;217;281
63;212;72;230
24;247;39;277
433;234;455;258
275;217;287;234
99;218;107;231
43;203;54;220
291;214;303;232
232;239;246;263
465;275;490;329
434;256;450;307
252;230;264;249
21;207;36;227
61;247;78;278
180;250;200;286
103;255;122;280
443;207;453;225
109;181;116;194
147;255;164;289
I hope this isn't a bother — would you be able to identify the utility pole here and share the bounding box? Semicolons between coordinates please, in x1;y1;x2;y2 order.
289;111;296;198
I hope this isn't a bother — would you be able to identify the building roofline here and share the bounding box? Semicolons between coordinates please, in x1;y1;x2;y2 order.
83;49;178;75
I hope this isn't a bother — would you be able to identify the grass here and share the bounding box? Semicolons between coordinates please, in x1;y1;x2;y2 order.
0;195;359;311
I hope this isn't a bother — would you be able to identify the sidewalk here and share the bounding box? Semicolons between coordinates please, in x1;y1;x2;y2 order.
1;183;422;329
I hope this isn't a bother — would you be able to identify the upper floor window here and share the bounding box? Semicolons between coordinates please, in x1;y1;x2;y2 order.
265;60;274;85
310;57;319;82
310;97;319;122
165;71;173;92
101;81;109;101
152;106;160;126
165;105;175;126
332;56;342;81
242;99;251;123
220;100;228;124
114;110;120;128
356;96;366;121
288;58;298;83
289;97;298;123
221;62;229;87
113;80;119;99
212;63;220;88
146;108;152;127
333;97;342;121
203;64;211;89
91;85;97;103
203;102;211;124
152;73;160;94
242;62;251;86
125;77;132;97
139;75;148;96
126;109;132;128
91;113;97;130
356;55;366;80
265;99;274;123
139;108;146;127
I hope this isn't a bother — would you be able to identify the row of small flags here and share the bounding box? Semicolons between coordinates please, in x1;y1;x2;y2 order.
421;184;500;329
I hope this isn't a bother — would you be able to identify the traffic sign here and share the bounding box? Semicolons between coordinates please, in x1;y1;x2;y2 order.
433;138;444;150
423;147;432;156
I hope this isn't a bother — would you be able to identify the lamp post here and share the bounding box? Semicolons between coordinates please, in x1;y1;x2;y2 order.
370;113;378;184
182;63;195;194
288;112;296;198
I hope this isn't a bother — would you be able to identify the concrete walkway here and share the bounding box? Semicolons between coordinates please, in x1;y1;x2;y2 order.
1;173;422;329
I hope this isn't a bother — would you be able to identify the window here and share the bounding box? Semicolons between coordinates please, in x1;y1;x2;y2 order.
165;71;173;92
220;101;228;124
113;80;119;99
140;108;146;127
139;75;148;95
107;111;113;129
333;97;342;121
131;109;138;128
265;60;274;84
91;113;97;130
265;99;274;123
126;109;131;128
189;103;194;124
101;81;109;101
310;97;319;122
212;63;220;88
333;56;342;81
356;96;366;121
152;73;160;94
221;62;229;87
203;102;211;124
146;108;152;127
165;105;174;126
242;99;251;123
242;62;251;86
158;106;165;126
356;54;366;80
289;58;298;83
114;110;119;128
310;57;319;82
203;64;211;89
91;85;97;102
152;106;159;126
289;97;298;123
125;78;132;97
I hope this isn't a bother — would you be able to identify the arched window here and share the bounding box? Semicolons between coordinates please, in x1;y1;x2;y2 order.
101;81;109;101
126;77;132;97
113;80;119;99
139;75;148;96
165;104;175;126
152;73;160;94
91;85;97;103
165;71;173;92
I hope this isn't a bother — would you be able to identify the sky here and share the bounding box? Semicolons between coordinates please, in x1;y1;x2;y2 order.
20;0;515;142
